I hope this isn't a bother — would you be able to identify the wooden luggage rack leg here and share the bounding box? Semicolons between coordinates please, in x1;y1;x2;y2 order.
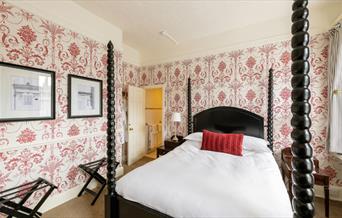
78;158;107;205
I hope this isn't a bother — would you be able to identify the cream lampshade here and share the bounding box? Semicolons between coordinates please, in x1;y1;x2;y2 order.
171;112;181;123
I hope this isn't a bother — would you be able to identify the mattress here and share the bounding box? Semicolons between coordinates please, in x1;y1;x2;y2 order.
116;140;293;218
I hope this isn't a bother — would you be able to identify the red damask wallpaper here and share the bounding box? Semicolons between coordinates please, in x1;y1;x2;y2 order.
1;0;341;211
131;34;342;187
0;0;124;207
122;62;140;88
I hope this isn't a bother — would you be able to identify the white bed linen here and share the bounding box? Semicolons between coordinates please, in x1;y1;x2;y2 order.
116;140;293;218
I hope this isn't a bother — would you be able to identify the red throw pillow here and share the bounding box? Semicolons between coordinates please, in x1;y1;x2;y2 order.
201;130;244;156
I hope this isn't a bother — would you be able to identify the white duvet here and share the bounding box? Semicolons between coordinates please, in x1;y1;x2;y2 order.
116;140;293;218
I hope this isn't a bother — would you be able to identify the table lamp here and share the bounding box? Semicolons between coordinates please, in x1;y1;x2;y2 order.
171;112;181;141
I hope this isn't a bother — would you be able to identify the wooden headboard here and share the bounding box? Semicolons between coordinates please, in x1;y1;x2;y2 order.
193;106;264;139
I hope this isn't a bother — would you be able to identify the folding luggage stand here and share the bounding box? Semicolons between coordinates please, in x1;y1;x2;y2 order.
0;178;56;218
78;158;107;205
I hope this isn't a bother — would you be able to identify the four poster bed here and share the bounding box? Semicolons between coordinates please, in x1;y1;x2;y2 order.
105;0;314;217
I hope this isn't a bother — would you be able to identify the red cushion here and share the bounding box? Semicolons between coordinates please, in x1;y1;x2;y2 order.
201;130;244;156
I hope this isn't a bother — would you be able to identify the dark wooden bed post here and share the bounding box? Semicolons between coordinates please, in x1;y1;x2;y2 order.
105;41;119;218
291;0;315;217
187;77;192;135
267;68;274;151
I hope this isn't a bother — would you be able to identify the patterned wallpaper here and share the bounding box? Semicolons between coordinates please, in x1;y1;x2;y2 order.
122;62;140;88
0;0;341;212
128;33;342;187
0;0;124;206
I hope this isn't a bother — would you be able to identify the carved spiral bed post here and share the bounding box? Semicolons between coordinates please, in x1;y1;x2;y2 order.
187;77;192;135
291;0;315;217
267;68;274;151
105;41;119;218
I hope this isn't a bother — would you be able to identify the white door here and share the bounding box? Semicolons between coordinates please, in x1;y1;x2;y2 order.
128;85;146;165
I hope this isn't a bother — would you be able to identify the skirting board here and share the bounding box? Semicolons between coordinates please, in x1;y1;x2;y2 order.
40;165;124;213
315;185;342;202
334;153;342;161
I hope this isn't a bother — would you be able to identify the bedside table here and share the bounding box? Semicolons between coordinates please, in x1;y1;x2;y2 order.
157;139;185;157
157;146;172;157
164;139;184;149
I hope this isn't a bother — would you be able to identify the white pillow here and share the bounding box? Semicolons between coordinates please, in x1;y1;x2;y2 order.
184;132;270;153
184;132;202;142
243;135;270;153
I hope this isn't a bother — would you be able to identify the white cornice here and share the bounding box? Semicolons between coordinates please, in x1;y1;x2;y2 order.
137;4;340;66
141;27;328;67
332;13;342;26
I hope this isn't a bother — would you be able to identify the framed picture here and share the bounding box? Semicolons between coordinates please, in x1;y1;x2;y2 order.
0;62;55;122
68;75;103;118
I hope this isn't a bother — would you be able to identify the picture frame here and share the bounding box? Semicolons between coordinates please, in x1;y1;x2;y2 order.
0;62;55;122
68;75;103;118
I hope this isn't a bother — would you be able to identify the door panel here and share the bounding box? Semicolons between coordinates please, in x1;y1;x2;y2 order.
128;86;146;166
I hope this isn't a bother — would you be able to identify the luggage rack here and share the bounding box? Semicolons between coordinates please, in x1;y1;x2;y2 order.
78;158;108;205
0;178;56;218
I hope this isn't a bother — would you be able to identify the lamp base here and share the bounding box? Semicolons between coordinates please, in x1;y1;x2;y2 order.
171;135;179;142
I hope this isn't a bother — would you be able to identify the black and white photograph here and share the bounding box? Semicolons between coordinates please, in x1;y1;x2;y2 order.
0;62;55;122
77;84;95;111
12;77;40;111
68;75;102;118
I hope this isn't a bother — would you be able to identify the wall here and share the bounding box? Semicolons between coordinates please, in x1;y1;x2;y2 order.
145;88;163;148
123;44;141;66
7;0;123;48
137;33;342;191
122;61;140;89
0;0;125;211
146;88;163;109
145;88;163;127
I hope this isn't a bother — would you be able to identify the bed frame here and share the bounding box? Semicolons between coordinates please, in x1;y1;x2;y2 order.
105;0;314;217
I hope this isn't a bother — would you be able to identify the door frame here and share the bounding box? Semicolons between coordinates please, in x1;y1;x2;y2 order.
143;84;166;144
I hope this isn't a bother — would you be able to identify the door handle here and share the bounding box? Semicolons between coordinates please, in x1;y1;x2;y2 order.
129;128;133;131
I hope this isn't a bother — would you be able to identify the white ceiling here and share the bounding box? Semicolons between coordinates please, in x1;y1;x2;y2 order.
75;0;342;65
